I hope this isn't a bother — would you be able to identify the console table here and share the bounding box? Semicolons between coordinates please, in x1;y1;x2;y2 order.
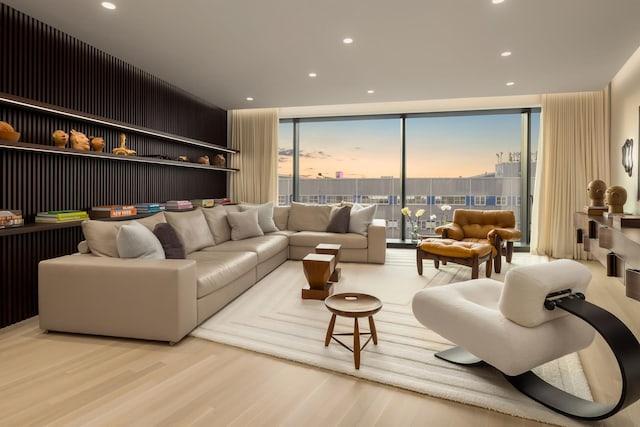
574;212;640;300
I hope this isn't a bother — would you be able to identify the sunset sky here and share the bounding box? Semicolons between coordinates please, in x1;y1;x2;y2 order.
279;113;540;179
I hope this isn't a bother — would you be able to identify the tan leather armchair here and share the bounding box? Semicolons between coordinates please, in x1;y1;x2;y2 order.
435;209;521;273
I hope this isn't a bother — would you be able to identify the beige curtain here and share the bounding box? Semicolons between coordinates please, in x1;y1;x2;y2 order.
229;108;279;204
530;90;610;259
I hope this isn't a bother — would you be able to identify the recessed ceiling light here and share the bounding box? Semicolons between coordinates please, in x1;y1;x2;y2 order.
501;51;512;57
101;2;116;10
367;90;375;94
343;37;354;44
308;72;317;78
506;81;515;86
246;97;254;101
492;0;505;4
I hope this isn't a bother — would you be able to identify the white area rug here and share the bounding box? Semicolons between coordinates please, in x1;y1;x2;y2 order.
191;250;592;426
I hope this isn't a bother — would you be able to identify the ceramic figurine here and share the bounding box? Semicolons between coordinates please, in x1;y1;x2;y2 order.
198;155;210;165
69;129;90;150
52;130;69;148
213;154;226;167
587;179;607;207
90;136;105;152
112;133;136;155
605;185;627;214
0;121;20;142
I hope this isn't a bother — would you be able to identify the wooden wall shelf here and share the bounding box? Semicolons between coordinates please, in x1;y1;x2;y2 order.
0;93;237;154
0;140;238;172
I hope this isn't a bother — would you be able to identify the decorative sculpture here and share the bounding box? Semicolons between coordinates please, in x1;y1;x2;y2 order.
587;179;607;207
0;121;20;142
213;154;226;167
69;129;90;150
112;133;136;156
622;139;633;177
51;130;69;147
90;136;105;152
605;185;627;214
198;155;210;165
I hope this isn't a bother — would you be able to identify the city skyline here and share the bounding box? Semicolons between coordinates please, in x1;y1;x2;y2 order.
278;113;540;179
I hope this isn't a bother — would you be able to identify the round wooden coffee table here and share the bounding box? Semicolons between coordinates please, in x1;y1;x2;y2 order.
324;293;383;369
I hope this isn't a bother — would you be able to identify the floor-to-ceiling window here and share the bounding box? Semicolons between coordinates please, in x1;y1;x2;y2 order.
278;108;540;245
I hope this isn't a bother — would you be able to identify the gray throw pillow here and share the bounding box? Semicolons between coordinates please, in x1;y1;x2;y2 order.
227;209;264;240
326;205;351;233
287;202;332;231
239;202;278;233
153;223;186;259
201;206;232;244
164;208;216;253
116;221;165;259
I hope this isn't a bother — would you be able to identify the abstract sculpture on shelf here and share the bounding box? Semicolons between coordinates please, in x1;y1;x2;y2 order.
198;155;210;165
51;130;69;147
90;136;104;152
69;129;90;150
213;154;226;167
0;121;21;142
605;185;627;214
112;133;136;156
587;179;607;207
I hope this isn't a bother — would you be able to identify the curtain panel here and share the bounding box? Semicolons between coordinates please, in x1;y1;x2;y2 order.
530;90;610;259
229;108;279;204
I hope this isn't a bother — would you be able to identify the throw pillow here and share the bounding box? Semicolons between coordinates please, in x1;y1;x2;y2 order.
81;220;126;257
287;202;332;232
164;208;216;254
226;209;264;240
326;205;351;233
201;206;232;244
239;201;278;233
116;221;165;259
153;223;186;259
349;203;377;236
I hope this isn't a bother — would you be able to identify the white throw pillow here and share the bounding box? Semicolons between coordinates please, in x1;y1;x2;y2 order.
164;208;216;253
116;221;165;259
227;209;264;240
239;201;278;233
349;203;377;236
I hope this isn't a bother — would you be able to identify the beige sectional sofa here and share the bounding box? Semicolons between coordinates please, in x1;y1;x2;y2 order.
38;202;386;344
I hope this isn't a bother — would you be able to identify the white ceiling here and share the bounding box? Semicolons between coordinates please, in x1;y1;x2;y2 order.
4;0;640;111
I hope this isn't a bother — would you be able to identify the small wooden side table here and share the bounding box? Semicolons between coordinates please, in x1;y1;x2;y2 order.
302;253;335;300
315;243;342;282
324;293;383;369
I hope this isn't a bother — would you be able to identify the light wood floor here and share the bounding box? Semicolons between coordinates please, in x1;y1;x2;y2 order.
1;253;640;426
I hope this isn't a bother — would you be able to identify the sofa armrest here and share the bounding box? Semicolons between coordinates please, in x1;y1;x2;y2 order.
367;219;387;264
38;254;198;344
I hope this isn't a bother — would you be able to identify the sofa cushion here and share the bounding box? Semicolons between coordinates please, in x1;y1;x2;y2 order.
227;209;264;240
203;234;289;263
287;202;332;232
81;212;166;257
289;231;368;249
187;251;257;298
326;205;351;233
164;209;216;254
153;223;186;259
116;221;165;259
239;202;278;233
201;206;232;244
349;203;377;236
273;206;290;231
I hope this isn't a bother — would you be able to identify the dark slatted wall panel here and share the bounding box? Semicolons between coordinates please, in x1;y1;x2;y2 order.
0;4;228;328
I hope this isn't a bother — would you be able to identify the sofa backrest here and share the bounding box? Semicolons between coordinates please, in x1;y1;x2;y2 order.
453;209;516;239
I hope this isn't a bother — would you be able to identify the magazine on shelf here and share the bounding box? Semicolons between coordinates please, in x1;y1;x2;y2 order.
135;203;165;213
90;205;137;218
191;199;215;208
165;200;193;210
36;210;88;220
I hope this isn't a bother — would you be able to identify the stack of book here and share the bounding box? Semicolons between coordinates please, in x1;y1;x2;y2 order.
135;202;166;214
191;198;215;208
213;198;232;205
35;210;89;223
166;200;193;211
583;205;608;216
90;205;137;219
0;210;24;228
